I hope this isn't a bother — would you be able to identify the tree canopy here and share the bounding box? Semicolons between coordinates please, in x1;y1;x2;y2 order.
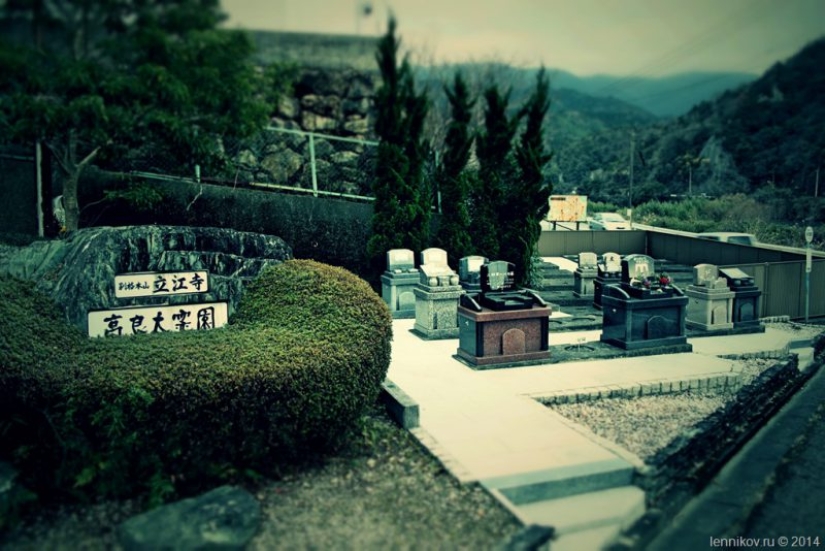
0;0;283;231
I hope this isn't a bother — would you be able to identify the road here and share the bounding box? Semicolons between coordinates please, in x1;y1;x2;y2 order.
647;362;825;550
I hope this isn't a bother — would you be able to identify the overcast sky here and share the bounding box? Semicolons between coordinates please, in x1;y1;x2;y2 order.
221;0;825;76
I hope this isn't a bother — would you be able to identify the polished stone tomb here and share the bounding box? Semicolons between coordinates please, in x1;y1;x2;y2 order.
412;249;464;339
685;263;735;331
458;255;488;293
573;252;598;298
600;254;690;351
719;267;762;329
593;252;622;309
457;261;552;367
381;249;419;319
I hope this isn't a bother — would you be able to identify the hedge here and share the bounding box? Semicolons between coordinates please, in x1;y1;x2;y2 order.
0;259;392;504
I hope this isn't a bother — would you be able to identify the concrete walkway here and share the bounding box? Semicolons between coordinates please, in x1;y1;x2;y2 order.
386;315;815;550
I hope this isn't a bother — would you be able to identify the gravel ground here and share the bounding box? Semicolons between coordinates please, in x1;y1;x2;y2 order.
0;406;521;551
550;322;823;461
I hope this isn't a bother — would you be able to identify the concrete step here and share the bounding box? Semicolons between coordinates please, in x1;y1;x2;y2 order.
518;486;645;535
480;458;634;506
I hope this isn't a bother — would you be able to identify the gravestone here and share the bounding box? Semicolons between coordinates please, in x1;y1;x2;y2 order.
573;252;599;297
685;264;735;331
380;249;419;319
458;255;488;292
719;267;762;329
600;254;690;351
412;250;463;339
593;252;622;309
420;247;448;267
457;260;552;368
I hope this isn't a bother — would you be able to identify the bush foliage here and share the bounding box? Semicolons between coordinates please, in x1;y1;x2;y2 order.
0;260;392;505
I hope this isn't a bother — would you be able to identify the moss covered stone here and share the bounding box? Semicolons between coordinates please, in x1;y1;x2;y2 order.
0;259;392;503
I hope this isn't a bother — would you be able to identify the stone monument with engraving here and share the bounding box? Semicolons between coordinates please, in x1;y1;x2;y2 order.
685;263;735;331
573;252;599;298
412;248;464;339
381;249;419;319
600;254;690;351
457;260;552;368
593;252;622;309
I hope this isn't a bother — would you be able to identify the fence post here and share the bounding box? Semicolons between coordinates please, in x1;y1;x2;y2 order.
309;132;318;197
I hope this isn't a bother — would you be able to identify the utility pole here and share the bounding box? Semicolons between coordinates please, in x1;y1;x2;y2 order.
815;168;820;198
629;131;634;226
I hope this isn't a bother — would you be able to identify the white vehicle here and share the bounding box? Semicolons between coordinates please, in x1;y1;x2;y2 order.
696;232;759;246
589;212;629;231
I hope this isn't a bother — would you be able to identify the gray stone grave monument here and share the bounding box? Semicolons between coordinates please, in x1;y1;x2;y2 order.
600;254;690;351
593;252;622;309
380;249;419;319
573;252;598;297
685;263;735;331
412;249;464;339
458;255;488;293
719;267;763;329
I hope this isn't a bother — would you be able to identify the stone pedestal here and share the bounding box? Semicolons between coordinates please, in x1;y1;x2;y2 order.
600;284;690;351
380;249;419;319
381;271;419;319
412;263;463;339
573;268;597;297
719;267;762;329
685;284;735;331
457;305;552;367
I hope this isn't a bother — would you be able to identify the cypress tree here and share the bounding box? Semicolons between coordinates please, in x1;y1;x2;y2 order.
472;84;522;261
507;67;553;286
367;17;431;281
434;72;475;265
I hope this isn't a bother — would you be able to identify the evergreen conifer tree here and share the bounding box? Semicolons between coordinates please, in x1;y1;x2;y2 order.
434;72;475;265
368;17;431;280
507;67;553;286
472;84;522;261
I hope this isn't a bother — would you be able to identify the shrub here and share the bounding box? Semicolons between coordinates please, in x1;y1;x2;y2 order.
0;260;392;505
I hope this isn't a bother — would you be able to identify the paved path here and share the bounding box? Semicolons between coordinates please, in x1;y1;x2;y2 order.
386;315;816;550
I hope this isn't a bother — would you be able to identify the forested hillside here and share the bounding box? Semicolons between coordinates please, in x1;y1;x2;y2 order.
552;36;825;222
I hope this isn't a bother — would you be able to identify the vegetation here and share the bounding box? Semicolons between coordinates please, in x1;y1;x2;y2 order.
472;84;523;261
368;17;431;280
507;67;553;286
433;73;475;266
0;260;392;505
0;0;289;232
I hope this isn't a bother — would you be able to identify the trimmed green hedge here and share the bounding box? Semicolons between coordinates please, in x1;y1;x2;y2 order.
0;260;392;504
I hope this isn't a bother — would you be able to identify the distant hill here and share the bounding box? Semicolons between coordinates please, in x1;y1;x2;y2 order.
548;69;758;118
555;37;825;206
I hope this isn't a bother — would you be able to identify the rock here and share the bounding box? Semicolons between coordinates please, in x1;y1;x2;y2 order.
301;111;337;132
116;485;261;551
342;116;370;135
0;226;293;331
261;148;303;182
276;96;300;120
300;94;341;118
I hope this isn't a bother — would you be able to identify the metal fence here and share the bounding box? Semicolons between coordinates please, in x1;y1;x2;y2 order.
114;126;378;202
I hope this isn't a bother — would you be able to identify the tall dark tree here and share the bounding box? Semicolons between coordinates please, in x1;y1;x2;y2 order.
368;17;430;278
0;0;283;232
472;84;522;260
434;72;475;265
505;67;553;286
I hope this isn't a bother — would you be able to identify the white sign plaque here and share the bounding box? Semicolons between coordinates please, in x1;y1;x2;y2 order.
114;271;209;298
88;302;228;338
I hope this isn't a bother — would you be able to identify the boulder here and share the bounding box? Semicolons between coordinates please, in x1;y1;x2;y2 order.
0;226;293;331
116;485;261;551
